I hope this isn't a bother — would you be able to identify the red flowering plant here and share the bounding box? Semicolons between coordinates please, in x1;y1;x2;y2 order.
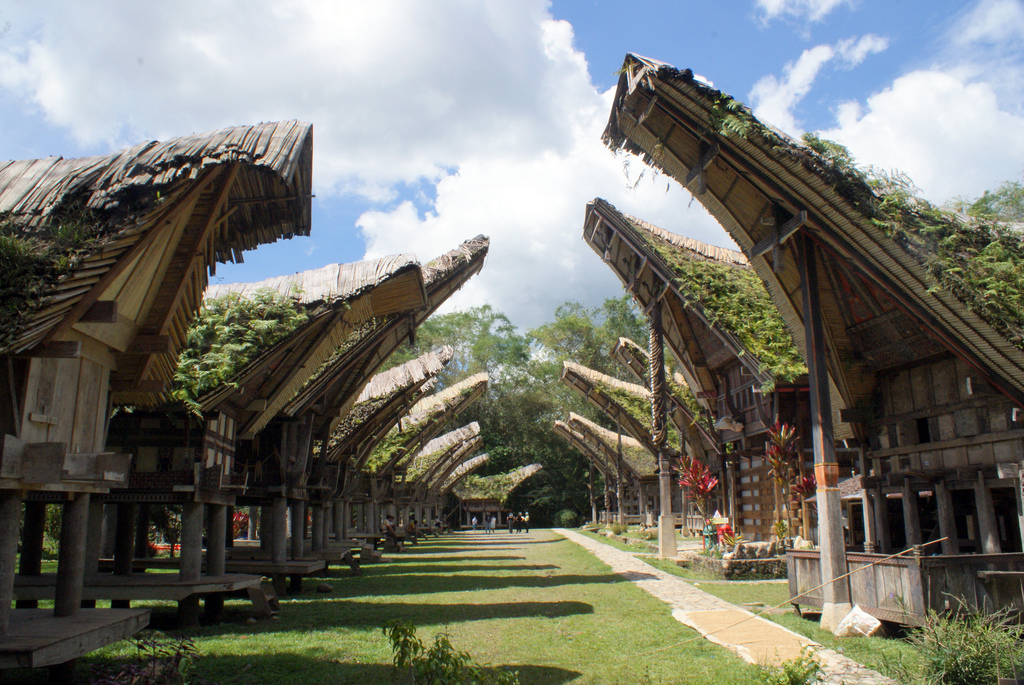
764;421;800;530
678;457;719;521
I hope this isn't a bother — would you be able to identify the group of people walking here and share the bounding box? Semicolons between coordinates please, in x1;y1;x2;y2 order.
469;511;529;533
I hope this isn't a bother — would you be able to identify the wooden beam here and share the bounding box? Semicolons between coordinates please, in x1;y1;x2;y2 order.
79;301;118;324
126;335;172;355
15;341;82;359
109;378;167;394
44;168;225;346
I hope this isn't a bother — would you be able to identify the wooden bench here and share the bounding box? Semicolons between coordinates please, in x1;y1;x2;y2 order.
0;608;149;670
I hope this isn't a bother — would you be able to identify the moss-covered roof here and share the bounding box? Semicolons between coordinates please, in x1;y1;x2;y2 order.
454;464;542;503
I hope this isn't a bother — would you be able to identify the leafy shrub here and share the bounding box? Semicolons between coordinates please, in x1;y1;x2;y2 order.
383;621;519;685
757;648;823;685
610;523;627;535
883;607;1024;685
88;631;212;684
553;509;580;527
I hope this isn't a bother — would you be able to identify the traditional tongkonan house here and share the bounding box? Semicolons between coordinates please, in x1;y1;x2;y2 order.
603;53;1024;627
302;237;488;537
553;413;657;526
559;361;687;550
102;253;427;600
0;121;313;675
454;464;543;528
356;371;490;530
310;346;454;554
585;200;827;542
400;422;484;524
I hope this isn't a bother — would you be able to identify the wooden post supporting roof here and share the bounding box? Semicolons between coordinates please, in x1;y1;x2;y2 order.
650;301;677;559
797;234;850;630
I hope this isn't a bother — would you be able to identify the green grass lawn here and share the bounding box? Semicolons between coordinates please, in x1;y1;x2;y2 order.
7;530;768;685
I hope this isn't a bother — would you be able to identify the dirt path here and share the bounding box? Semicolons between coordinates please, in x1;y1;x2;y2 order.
555;529;892;685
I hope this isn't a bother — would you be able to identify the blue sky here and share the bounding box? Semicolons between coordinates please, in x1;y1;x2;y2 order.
2;0;1022;328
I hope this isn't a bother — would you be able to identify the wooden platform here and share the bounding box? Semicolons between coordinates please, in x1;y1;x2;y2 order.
97;557;326;575
0;608;149;669
13;573;262;602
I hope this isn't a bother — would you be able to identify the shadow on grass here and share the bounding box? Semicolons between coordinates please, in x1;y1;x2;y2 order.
368;564;562;575
82;650;582;685
322;572;623;598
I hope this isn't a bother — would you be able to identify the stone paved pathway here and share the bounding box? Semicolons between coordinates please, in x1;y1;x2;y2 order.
555;529;892;685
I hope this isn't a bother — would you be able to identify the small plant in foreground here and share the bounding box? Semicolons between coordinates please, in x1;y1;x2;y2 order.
383;620;519;685
88;632;212;685
882;605;1024;685
757;648;823;685
610;522;627;535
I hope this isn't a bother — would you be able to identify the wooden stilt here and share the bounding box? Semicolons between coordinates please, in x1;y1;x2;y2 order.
81;498;105;609
858;448;875;553
311;504;323;553
177;501;203;626
271;498;287;563
0;491;22;635
260;505;271;548
101;504;117;558
290;501;304;560
135;504;151;558
16;501;46;609
54;493;89;617
974;470;1001;554
797;234;850;631
649;300;676;558
901;479;922;547
335;500;346;540
872;485;890;553
225;506;235;548
934;481;959;555
204;504;226;623
112;502;137;610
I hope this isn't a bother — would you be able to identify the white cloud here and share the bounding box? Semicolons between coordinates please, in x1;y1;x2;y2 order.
956;0;1024;47
754;0;851;23
822;70;1024;203
749;35;886;136
358;87;729;328
0;0;733;329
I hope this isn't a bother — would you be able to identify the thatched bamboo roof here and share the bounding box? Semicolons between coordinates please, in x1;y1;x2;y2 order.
439;453;490;494
196;254;427;435
284;236;490;445
560;360;667;457
553;419;617;480
568;413;656;478
603;53;1024;416
424;438;485;496
586;198;804;395
405;422;481;482
0;121;313;405
362;371;488;474
324;346;454;463
454;464;542;503
610;337;718;453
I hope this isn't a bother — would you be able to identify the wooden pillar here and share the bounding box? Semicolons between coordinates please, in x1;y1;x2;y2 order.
290;501;305;559
260;505;272;548
16;501;46;609
271;497;287;562
204;504;226;622
588;465;597;525
858;449;875;553
248;506;258;540
650;300;676;558
177;501;204;625
0;491;23;635
112;502;137;609
339;501;352;540
85;498;105;575
135;504;151;558
54;493;89;617
901;479;922;547
101;503;117;558
934;481;959;555
872;485;890;553
311;503;324;553
975;470;1001;554
797;234;850;631
225;506;235;547
726;459;738;531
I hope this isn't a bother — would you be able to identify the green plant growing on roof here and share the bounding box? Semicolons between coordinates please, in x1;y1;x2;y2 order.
172;287;308;416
